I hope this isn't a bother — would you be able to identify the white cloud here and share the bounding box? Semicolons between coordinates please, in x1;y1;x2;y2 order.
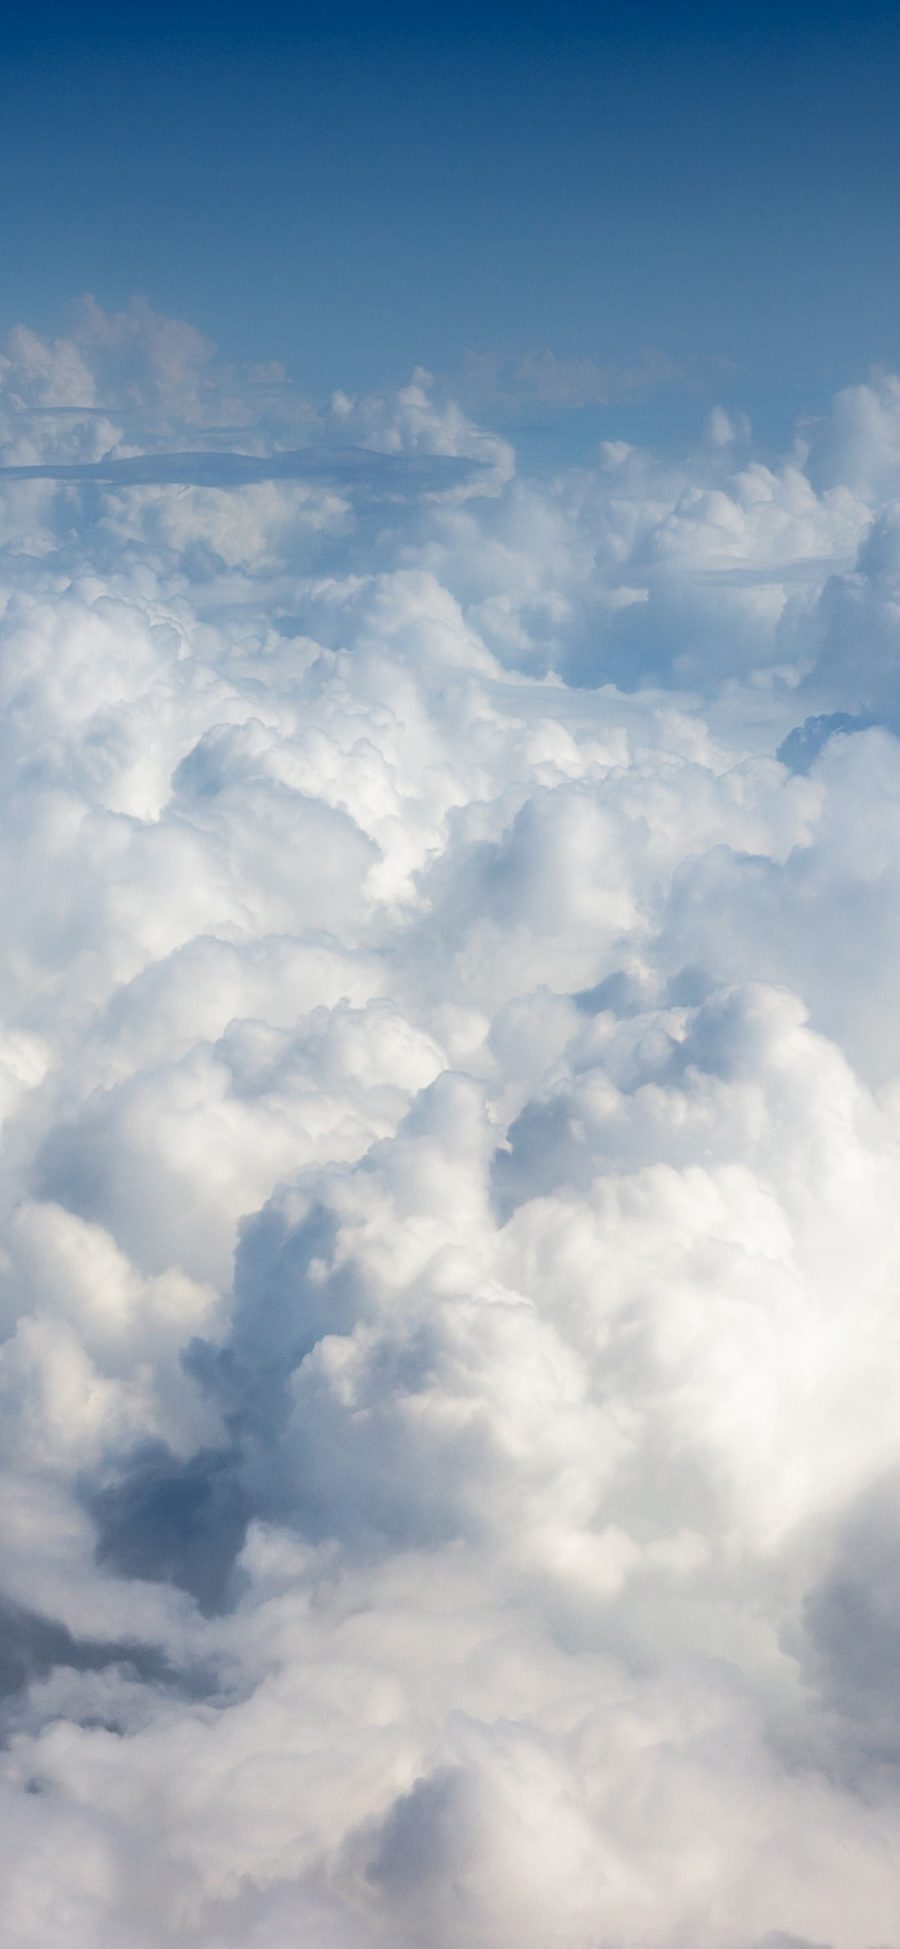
0;304;900;1946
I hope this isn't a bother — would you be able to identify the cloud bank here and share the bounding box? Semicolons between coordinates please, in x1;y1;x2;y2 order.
1;300;900;1947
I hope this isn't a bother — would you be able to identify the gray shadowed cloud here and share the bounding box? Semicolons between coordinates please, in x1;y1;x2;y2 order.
0;1598;173;1709
87;1441;250;1617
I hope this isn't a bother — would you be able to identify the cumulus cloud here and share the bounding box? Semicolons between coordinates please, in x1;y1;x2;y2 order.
1;305;900;1946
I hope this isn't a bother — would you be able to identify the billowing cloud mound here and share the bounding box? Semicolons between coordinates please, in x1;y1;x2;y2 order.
2;303;900;1947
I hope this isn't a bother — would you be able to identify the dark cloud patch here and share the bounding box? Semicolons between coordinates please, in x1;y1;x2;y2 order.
573;969;645;1016
186;1199;366;1445
802;1470;900;1773
88;1442;250;1616
776;712;881;774
490;1097;586;1221
367;1766;472;1896
0;1597;177;1717
745;1937;833;1949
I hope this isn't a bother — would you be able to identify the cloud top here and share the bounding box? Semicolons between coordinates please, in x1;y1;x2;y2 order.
0;304;900;1947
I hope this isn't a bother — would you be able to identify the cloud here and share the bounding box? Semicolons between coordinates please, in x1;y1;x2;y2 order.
459;344;688;413
1;303;900;1946
0;446;485;493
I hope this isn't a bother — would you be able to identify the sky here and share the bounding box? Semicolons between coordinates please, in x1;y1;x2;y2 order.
2;3;900;450
4;8;900;1949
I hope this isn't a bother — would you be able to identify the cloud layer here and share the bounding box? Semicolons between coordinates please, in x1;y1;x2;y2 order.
1;302;900;1947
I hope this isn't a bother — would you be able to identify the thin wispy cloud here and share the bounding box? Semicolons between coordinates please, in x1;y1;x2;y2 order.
0;447;482;491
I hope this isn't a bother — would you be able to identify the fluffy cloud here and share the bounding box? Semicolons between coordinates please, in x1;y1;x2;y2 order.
0;305;900;1947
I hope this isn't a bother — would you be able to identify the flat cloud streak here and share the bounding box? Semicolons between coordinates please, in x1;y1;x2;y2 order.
2;299;900;1947
0;446;482;491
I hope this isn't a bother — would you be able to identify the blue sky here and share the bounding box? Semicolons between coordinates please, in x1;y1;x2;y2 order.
2;2;900;453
